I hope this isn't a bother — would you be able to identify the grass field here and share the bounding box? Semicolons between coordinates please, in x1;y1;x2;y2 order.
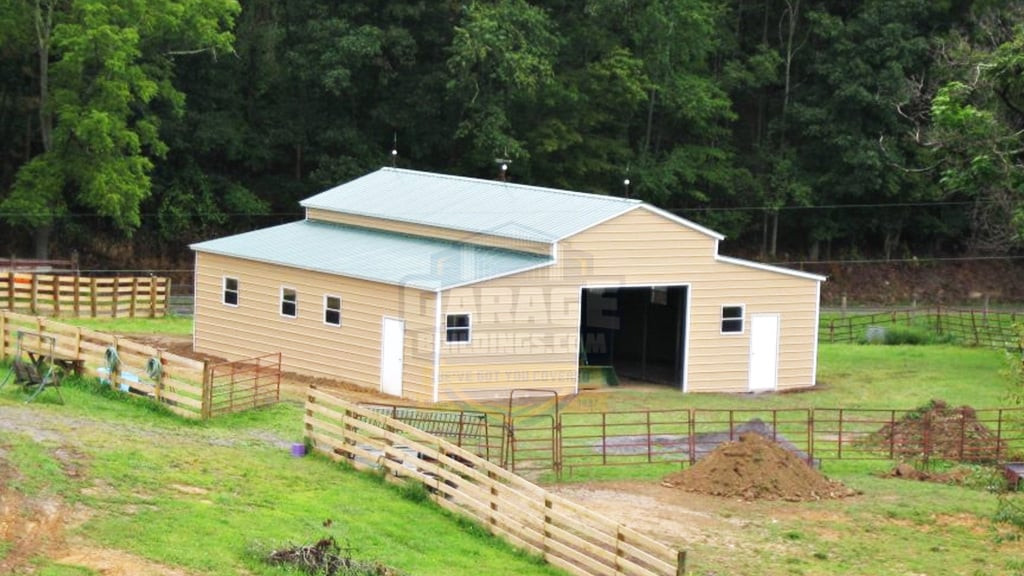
2;323;1024;575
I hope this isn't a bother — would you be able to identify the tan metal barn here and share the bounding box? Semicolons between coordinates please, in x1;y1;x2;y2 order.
191;168;826;402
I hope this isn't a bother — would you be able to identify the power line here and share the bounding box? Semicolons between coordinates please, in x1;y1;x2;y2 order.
775;255;1024;266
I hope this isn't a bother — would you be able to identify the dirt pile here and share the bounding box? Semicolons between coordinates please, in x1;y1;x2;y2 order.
869;399;1011;463
886;462;973;484
662;433;857;501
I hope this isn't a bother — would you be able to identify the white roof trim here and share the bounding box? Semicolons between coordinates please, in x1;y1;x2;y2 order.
715;254;827;282
440;258;557;292
554;203;644;241
639;204;726;241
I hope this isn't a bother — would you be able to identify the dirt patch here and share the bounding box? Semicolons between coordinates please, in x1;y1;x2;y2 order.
662;433;857;501
886;462;973;484
869;399;1012;462
0;442;197;575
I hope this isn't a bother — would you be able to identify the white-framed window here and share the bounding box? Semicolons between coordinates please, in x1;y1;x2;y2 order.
446;313;471;343
721;305;745;334
324;295;342;326
223;277;239;306
281;287;297;318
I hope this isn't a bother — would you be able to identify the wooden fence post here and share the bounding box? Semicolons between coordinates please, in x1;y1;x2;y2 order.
73;273;81;316
112;277;120;318
130;277;139;318
676;550;687;576
149;278;157;318
4;272;12;311
153;350;164;402
90;277;98;317
0;311;6;358
29;274;38;315
52;274;60;316
202;360;212;420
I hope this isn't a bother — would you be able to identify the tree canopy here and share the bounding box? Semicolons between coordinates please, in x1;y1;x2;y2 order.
1;0;1022;263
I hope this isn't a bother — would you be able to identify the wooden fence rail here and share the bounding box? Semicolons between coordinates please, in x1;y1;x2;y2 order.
0;273;170;318
304;386;686;576
0;311;278;419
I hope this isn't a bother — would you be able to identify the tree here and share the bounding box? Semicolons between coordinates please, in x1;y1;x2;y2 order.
1;0;239;258
446;0;559;174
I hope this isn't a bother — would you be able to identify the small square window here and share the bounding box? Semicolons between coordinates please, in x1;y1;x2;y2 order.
721;305;744;333
223;277;239;306
281;287;297;318
324;295;342;326
446;314;471;343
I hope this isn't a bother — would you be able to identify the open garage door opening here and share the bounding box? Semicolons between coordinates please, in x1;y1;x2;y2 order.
579;285;689;387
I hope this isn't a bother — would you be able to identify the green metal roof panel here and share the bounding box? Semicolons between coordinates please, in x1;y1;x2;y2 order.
301;167;643;243
190;220;552;291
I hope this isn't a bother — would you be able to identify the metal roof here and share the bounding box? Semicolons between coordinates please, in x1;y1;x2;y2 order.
301;167;644;243
190;220;553;291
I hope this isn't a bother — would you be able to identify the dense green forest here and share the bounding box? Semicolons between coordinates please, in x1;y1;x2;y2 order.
1;0;1022;269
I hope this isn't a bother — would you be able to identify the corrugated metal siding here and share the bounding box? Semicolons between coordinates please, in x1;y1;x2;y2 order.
438;208;820;395
194;252;437;401
306;208;553;256
301;167;641;243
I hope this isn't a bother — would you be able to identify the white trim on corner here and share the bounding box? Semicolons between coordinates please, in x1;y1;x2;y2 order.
578;282;693;393
433;292;442;403
715;254;828;282
639;204;726;241
811;281;822;389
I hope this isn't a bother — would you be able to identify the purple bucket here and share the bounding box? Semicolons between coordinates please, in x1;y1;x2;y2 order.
290;443;307;458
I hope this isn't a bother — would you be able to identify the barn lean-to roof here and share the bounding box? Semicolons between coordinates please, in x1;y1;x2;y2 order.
300;167;651;243
190;220;552;291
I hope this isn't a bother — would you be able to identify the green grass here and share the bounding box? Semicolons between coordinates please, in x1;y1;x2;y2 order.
0;378;563;576
3;314;1024;576
56;315;193;336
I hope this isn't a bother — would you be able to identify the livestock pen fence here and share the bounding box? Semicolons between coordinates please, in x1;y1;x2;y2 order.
0;272;170;318
304;386;687;576
0;311;279;419
368;401;1024;479
820;305;1023;350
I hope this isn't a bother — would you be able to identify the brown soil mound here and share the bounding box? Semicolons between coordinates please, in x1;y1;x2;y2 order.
869;399;1011;462
662;433;857;501
886;462;973;484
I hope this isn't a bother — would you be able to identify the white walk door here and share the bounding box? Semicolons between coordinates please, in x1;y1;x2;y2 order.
748;314;780;392
380;317;405;397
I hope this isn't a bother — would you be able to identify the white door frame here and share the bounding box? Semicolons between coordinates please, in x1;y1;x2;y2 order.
748;313;780;392
576;283;692;392
380;317;405;397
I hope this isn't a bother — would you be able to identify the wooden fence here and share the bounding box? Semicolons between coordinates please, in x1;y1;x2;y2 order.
305;386;686;576
0;273;170;318
820;306;1022;350
0;311;279;419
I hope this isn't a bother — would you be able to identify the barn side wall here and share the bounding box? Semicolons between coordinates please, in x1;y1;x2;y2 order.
438;207;820;398
193;252;437;401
